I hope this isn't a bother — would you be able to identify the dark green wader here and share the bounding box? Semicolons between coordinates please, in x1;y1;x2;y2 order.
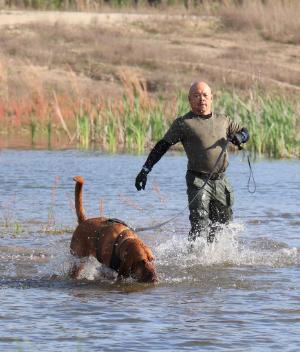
186;170;234;243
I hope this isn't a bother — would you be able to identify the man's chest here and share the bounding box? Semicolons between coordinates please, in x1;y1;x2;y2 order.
181;118;227;143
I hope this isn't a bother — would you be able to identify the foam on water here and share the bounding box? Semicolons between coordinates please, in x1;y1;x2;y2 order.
155;222;300;270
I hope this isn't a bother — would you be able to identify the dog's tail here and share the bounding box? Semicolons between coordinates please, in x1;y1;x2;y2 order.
73;176;86;224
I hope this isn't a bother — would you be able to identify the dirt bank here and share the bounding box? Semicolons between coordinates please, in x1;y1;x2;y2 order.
0;9;299;100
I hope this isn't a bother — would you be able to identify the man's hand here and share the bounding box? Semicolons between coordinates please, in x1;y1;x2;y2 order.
230;128;249;149
231;132;243;147
135;169;148;191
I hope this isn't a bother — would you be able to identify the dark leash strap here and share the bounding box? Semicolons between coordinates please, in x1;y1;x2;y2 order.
238;145;256;194
246;151;256;194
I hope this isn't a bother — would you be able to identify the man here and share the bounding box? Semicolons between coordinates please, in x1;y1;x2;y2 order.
135;81;249;242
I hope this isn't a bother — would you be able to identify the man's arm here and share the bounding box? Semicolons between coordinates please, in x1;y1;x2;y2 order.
135;139;171;191
135;116;182;191
142;139;172;173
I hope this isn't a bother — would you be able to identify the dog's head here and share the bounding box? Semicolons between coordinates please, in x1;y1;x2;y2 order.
118;237;158;283
131;259;158;283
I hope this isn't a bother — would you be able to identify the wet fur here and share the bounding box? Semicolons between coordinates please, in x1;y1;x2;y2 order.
70;176;157;283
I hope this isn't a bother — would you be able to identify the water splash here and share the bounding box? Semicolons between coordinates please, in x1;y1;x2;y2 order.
72;256;117;282
37;241;118;282
1;222;299;286
155;222;299;269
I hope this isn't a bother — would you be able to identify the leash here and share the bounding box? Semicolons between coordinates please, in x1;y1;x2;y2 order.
237;144;256;194
133;142;228;233
245;150;256;194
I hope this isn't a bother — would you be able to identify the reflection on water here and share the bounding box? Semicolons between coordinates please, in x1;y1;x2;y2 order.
0;150;299;351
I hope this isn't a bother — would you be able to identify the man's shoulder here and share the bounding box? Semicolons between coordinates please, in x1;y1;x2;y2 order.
176;111;194;123
169;112;190;126
214;113;229;121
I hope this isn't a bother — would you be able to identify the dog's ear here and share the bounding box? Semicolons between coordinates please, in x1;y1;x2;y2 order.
118;262;130;279
118;251;134;278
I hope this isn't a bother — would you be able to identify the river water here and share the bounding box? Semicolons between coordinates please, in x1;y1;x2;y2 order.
0;149;299;351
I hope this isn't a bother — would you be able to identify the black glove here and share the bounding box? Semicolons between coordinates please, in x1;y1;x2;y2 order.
135;169;148;191
231;132;243;147
230;128;249;149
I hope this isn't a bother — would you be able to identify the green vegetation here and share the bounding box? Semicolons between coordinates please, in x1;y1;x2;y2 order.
1;216;24;236
214;91;299;158
0;89;299;158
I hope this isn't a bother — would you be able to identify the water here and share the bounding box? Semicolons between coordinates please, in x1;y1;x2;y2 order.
0;149;299;351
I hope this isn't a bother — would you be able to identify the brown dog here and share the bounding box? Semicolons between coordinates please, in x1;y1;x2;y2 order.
70;176;157;283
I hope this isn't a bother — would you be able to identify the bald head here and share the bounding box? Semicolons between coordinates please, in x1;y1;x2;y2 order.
189;81;211;97
188;81;213;115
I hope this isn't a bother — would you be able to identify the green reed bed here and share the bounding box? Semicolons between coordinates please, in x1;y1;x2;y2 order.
214;91;299;158
76;112;90;149
73;94;171;153
0;90;298;158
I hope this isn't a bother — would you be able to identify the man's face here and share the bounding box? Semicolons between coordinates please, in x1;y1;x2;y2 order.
188;83;213;115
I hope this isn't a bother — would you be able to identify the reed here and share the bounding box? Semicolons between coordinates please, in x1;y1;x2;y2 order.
46;121;52;148
0;89;298;158
148;107;167;142
107;120;118;153
1;220;24;236
29;118;37;146
76;112;90;149
123;97;147;153
214;91;299;158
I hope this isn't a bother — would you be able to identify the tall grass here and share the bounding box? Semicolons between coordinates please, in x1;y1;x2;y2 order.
214;91;299;158
29;118;37;146
46;121;52;148
0;88;298;158
76;112;90;149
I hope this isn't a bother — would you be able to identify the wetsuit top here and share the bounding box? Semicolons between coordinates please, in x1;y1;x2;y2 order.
162;111;242;174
